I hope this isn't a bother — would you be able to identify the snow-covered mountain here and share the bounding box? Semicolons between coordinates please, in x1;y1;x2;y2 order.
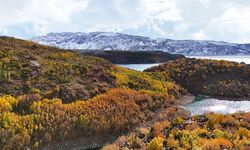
32;32;250;56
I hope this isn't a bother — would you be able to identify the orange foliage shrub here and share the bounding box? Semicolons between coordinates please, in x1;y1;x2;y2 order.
20;88;171;147
153;121;170;137
202;138;232;150
243;112;250;122
185;123;199;131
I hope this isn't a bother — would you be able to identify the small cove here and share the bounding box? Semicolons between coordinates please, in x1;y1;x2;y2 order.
118;56;250;115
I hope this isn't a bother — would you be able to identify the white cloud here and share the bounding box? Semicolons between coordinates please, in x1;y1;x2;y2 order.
140;0;182;22
192;30;210;40
0;0;88;26
0;28;8;35
0;0;89;37
0;0;250;43
197;3;250;43
194;0;211;4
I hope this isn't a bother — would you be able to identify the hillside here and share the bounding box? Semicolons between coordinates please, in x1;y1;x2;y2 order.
0;36;185;101
78;50;185;64
0;37;186;149
146;58;250;99
0;36;116;103
32;32;250;56
0;37;249;149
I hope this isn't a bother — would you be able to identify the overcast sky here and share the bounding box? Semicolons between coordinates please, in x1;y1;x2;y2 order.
0;0;250;43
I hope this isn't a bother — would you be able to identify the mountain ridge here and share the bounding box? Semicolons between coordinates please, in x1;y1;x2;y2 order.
32;32;250;56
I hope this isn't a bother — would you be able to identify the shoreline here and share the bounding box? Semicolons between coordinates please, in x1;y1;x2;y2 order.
174;95;195;106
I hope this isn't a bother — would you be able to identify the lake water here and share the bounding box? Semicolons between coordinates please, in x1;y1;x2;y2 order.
185;99;250;115
118;56;250;71
188;55;250;64
118;63;161;71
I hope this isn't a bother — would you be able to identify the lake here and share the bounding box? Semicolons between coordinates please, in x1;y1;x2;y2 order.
185;99;250;115
118;63;161;71
118;55;250;71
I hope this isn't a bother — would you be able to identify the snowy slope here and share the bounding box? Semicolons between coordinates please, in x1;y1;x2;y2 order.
32;32;250;56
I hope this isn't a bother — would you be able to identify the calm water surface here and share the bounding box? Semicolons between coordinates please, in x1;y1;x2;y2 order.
118;56;250;71
118;63;161;71
185;99;250;115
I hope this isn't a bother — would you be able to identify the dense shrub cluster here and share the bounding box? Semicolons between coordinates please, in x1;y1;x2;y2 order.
0;88;179;149
146;58;250;99
105;112;250;150
112;66;186;98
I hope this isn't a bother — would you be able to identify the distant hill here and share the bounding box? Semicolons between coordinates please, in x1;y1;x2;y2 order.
32;32;250;56
78;50;185;64
146;58;250;99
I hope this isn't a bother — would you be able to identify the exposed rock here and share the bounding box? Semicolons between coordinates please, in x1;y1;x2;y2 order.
58;83;90;103
30;60;40;67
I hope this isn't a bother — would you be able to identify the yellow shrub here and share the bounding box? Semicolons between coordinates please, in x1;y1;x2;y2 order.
0;99;12;112
167;134;179;149
0;95;17;112
147;137;164;150
238;128;250;139
153;121;170;137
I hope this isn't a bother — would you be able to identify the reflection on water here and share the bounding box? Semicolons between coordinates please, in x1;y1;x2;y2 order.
117;63;161;71
185;99;250;115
